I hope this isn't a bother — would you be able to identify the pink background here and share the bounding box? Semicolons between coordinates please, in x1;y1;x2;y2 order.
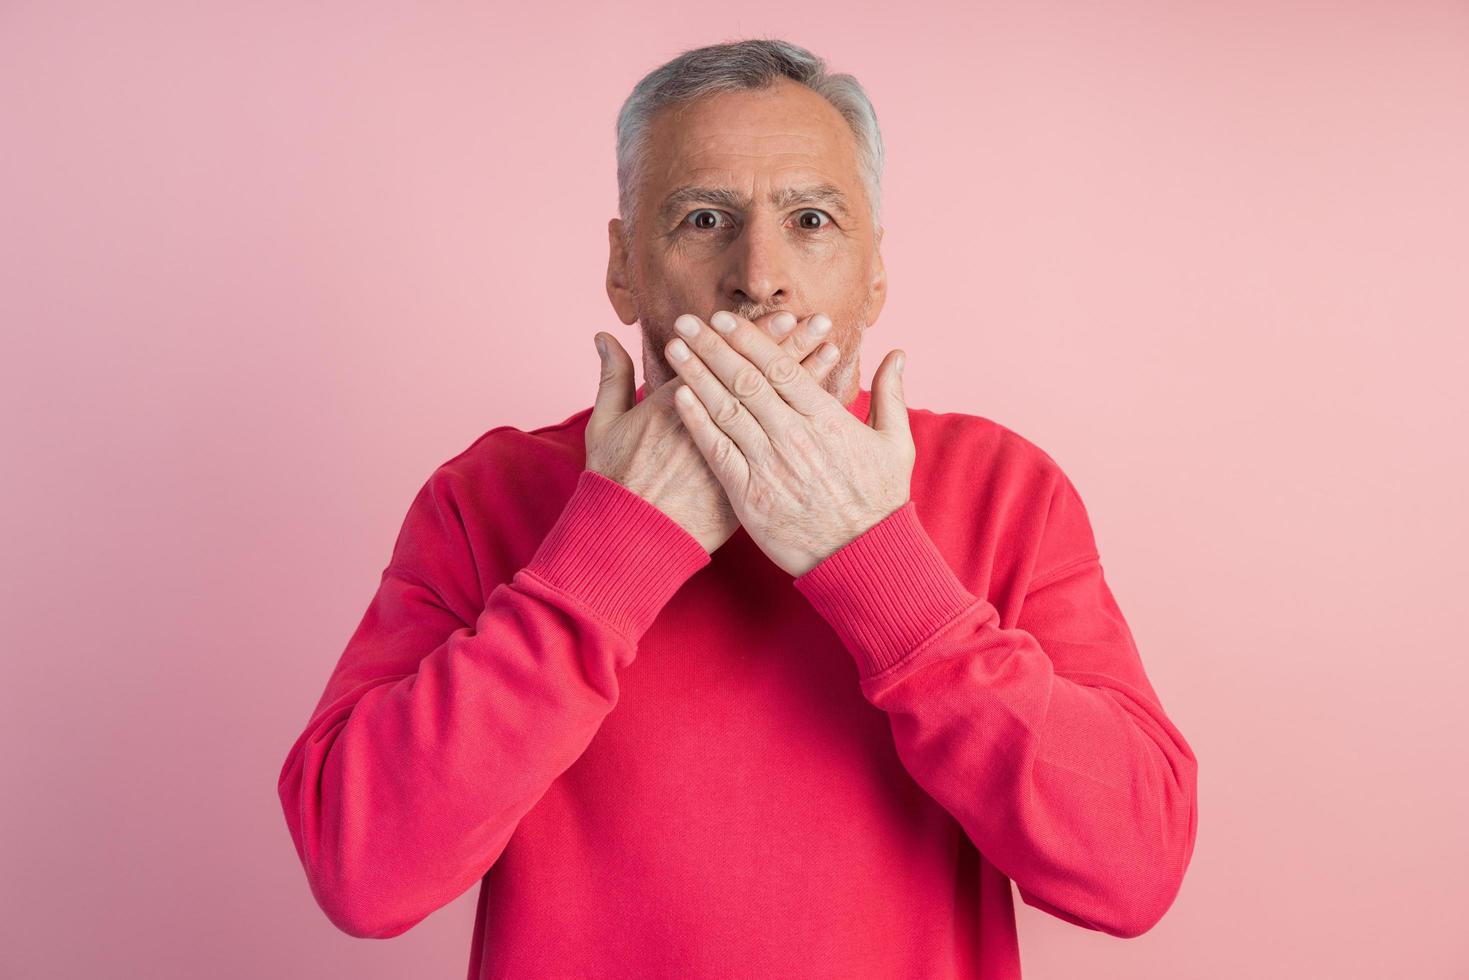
3;2;1466;977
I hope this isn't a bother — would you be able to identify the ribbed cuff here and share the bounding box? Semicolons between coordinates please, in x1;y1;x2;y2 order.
793;501;979;678
523;469;712;642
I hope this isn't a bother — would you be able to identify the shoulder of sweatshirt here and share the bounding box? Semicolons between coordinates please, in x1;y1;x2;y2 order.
900;403;1100;597
383;403;597;623
436;404;593;494
904;401;1074;513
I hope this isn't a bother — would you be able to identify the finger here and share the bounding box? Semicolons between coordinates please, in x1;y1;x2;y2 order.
757;311;827;375
803;340;841;383
590;332;635;430
712;309;834;419
670;380;750;493
665;324;772;462
765;315;840;386
692;310;831;428
871;348;913;445
775;312;836;366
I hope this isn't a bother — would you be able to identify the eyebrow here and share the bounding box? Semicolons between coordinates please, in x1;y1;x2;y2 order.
658;182;855;225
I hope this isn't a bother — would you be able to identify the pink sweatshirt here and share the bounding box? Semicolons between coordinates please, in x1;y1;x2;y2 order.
277;385;1198;979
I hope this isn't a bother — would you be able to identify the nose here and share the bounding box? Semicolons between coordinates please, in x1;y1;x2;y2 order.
719;215;791;311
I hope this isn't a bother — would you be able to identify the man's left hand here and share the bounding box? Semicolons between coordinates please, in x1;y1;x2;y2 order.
664;309;914;578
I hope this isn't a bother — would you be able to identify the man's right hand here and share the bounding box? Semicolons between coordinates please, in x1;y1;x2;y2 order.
586;312;841;555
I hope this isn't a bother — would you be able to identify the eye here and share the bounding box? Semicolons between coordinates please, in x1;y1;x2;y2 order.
794;209;832;231
683;209;730;231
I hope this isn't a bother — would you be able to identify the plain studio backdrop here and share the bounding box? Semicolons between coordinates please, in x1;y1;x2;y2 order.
2;2;1465;978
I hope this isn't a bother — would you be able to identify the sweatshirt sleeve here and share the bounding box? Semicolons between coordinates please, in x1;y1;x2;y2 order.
276;467;711;939
791;471;1198;940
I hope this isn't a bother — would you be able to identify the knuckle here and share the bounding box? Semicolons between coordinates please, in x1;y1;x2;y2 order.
765;354;802;386
712;437;739;470
712;398;743;428
731;365;765;400
777;331;808;356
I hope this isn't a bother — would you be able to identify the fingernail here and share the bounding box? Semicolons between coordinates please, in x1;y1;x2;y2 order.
674;315;700;338
668;338;691;362
897;352;906;374
771;312;796;336
595;335;607;358
710;311;737;333
811;314;832;337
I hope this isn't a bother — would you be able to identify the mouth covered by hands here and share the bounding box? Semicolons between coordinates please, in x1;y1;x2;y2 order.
585;311;849;557
664;309;913;578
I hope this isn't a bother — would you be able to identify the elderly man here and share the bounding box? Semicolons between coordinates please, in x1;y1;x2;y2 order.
278;38;1198;979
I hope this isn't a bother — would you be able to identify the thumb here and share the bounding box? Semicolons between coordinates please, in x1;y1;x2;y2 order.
870;349;912;442
591;332;635;426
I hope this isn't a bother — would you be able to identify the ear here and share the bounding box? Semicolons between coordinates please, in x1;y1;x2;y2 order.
865;226;888;328
606;218;639;326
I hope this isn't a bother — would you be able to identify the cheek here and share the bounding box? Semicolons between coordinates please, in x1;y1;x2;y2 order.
637;263;697;308
804;253;869;303
634;290;685;335
801;233;858;264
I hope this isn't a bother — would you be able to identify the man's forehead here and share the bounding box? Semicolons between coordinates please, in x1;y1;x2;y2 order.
634;83;867;232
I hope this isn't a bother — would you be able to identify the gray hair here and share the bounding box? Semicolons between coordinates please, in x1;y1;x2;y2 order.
614;38;884;241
